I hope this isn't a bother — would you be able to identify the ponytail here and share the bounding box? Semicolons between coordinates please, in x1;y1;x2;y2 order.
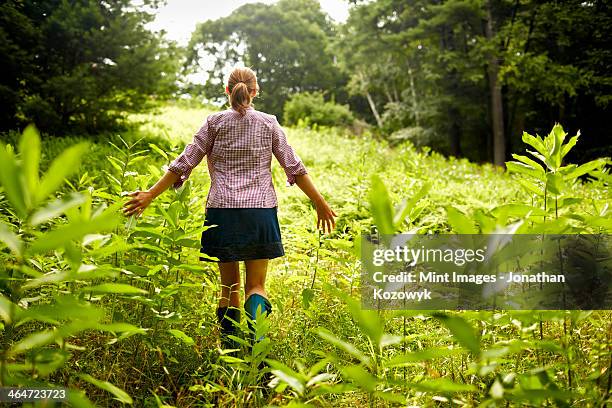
230;82;251;116
227;67;257;116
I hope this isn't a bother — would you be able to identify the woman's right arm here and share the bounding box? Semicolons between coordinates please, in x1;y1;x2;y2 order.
122;170;180;217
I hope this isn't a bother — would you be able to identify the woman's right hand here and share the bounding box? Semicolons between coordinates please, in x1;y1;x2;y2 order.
123;190;154;217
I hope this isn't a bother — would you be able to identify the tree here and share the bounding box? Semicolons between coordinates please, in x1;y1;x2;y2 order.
187;0;347;122
498;0;611;162
337;0;611;164
0;0;179;133
336;0;488;157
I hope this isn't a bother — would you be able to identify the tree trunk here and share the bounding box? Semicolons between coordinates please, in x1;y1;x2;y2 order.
407;66;420;127
485;0;506;167
365;91;383;128
449;112;462;157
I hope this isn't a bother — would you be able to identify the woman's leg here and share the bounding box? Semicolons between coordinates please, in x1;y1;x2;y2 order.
217;261;241;351
244;259;272;344
219;261;241;308
244;259;268;299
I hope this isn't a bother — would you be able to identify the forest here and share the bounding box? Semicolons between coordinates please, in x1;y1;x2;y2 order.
0;0;610;407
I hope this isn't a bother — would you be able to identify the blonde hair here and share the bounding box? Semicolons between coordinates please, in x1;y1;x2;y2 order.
227;67;257;116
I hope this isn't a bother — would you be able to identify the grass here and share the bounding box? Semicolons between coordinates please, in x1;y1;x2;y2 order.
0;103;610;407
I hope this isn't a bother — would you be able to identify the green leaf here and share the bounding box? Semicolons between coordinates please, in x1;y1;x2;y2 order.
549;123;566;169
29;192;87;226
8;330;57;356
20;349;68;376
446;207;477;233
79;374;133;404
511;154;544;174
491;204;547;218
35;142;89;204
27;202;121;255
20;295;105;324
157;205;177;229
374;390;407;404
302;288;314;309
526;149;547;164
342;365;377;392
316;328;371;366
380;333;403;348
66;389;97;408
546;173;565;196
0;144;27;218
386;348;459;366
409;378;476;393
251;336;272;359
0;294;22;324
506;161;545;181
20;125;41;205
432;313;480;356
393;182;430;228
561;131;580;159
490;379;504;399
0;222;23;257
345;295;384;347
98;323;146;334
267;360;305;395
306;373;335;387
517;179;542;196
168;329;195;346
149;143;169;160
21;266;119;290
82;283;147;295
521;132;546;156
106;156;124;173
369;174;394;234
563;158;606;181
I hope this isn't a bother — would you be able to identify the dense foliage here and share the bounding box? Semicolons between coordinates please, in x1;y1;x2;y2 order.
0;0;610;405
186;0;349;122
0;0;179;133
2;0;608;165
283;92;355;128
333;0;612;164
0;105;610;406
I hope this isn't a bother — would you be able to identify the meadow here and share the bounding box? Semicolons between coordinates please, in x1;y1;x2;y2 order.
0;103;610;407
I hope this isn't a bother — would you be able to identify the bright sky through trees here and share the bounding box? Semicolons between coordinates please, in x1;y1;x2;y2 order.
147;0;350;45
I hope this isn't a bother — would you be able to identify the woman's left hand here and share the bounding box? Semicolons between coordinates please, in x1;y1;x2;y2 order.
315;199;337;234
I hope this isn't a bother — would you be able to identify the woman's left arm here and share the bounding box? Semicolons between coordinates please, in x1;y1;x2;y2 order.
271;117;308;186
270;117;336;233
294;173;337;234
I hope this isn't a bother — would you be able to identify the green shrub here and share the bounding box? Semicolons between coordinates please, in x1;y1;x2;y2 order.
283;92;354;128
380;101;413;134
390;126;448;153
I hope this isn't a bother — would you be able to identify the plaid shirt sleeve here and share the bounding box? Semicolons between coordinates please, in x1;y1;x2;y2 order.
167;116;215;189
271;117;308;186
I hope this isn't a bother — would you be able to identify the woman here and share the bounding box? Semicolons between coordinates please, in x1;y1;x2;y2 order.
123;66;336;350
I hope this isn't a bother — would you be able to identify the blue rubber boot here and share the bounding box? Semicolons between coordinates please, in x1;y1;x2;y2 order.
244;293;272;343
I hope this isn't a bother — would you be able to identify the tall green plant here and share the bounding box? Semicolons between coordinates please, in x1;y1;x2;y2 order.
506;123;609;233
0;126;145;405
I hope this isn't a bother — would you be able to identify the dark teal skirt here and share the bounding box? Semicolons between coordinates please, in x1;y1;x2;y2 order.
199;207;285;263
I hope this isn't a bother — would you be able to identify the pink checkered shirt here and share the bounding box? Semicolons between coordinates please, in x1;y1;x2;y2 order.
167;106;308;208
